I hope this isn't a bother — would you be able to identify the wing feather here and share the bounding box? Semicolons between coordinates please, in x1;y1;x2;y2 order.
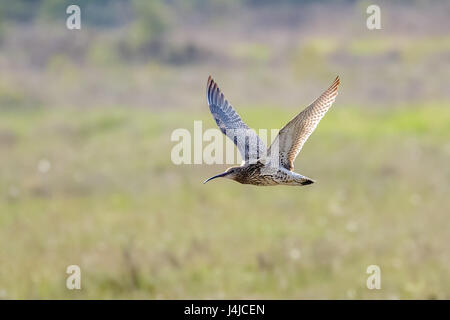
268;76;340;170
206;76;266;163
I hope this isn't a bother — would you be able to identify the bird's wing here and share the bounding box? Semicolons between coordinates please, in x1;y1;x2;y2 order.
268;76;340;171
207;76;266;163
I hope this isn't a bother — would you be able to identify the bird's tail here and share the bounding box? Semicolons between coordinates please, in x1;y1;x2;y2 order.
300;177;315;185
298;175;315;186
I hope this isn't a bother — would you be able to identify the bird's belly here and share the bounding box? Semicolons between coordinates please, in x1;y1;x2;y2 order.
260;170;311;186
236;165;312;186
256;176;281;186
237;174;278;186
245;174;288;186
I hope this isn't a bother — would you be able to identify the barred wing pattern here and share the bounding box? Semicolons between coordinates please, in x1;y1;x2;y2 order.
268;76;340;171
207;76;266;163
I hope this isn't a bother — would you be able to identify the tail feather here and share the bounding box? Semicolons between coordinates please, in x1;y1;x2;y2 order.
301;178;315;185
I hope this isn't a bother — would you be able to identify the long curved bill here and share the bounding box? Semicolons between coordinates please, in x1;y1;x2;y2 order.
203;172;229;184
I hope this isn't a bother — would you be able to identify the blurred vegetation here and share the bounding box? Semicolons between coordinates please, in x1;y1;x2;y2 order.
0;0;449;299
0;104;449;299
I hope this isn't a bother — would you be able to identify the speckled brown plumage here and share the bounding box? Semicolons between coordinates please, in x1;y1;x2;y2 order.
203;75;340;186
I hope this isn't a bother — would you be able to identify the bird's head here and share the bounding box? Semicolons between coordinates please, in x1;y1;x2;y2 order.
203;166;241;184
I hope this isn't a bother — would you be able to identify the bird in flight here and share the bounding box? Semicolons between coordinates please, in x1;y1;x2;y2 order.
203;75;340;186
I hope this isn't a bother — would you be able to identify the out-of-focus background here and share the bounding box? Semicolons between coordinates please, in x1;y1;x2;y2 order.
0;0;449;299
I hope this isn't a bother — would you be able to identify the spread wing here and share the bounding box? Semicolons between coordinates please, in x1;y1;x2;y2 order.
268;76;340;171
206;76;266;163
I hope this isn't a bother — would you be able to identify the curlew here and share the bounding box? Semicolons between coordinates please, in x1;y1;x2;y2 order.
203;75;340;186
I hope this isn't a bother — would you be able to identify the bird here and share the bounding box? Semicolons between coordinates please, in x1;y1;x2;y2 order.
203;75;340;186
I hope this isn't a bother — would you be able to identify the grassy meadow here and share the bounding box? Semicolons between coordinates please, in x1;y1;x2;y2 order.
0;103;449;299
0;1;449;299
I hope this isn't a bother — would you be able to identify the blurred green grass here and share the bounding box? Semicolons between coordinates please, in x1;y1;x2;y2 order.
0;103;449;299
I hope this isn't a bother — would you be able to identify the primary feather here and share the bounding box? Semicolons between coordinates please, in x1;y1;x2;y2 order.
206;76;266;163
267;76;340;171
